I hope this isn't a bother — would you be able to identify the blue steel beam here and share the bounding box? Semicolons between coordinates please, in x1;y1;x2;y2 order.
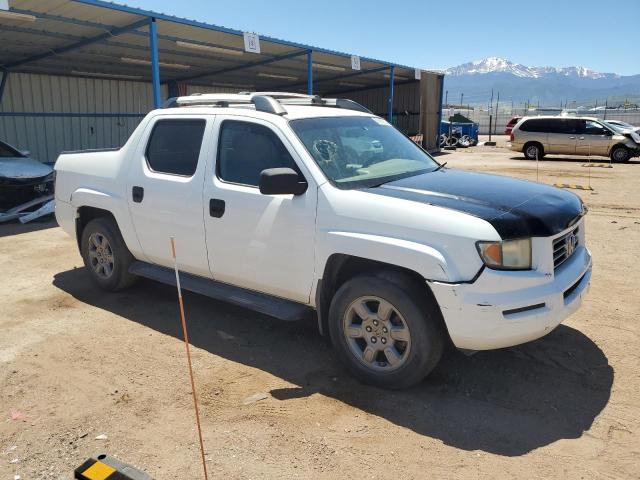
388;66;395;123
175;49;310;83
436;74;445;149
149;18;162;108
324;78;418;96
272;66;389;91
307;51;313;95
5;18;150;69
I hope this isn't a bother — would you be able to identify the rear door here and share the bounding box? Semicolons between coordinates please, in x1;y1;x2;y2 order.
202;116;317;303
126;115;213;278
547;118;578;155
576;120;613;156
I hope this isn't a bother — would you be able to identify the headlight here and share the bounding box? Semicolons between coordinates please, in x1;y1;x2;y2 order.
476;238;532;270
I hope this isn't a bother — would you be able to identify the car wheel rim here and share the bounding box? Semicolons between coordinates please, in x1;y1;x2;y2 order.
613;149;626;161
88;232;115;279
343;296;411;372
527;146;538;158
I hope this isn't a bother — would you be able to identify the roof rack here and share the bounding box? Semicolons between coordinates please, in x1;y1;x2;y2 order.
162;92;372;116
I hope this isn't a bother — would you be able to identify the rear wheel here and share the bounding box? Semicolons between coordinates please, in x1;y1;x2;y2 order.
523;142;544;160
80;217;137;291
610;145;630;163
328;274;444;389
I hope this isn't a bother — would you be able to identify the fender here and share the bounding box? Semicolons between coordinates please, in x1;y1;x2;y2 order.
316;230;452;285
70;187;144;259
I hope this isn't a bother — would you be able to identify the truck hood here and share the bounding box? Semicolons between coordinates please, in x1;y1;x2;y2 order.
0;157;53;180
366;168;585;238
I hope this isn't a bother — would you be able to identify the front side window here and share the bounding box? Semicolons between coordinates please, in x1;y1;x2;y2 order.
290;116;438;189
217;120;301;187
582;120;609;136
145;119;206;176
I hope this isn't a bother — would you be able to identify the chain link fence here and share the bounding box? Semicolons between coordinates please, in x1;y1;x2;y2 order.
448;107;640;135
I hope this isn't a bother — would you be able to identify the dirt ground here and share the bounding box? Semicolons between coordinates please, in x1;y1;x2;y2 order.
2;139;639;479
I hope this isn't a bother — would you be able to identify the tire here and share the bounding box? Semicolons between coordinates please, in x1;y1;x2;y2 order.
80;217;137;291
610;145;630;163
328;273;444;389
523;142;544;160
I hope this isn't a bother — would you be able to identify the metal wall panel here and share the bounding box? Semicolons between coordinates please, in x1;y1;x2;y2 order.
338;73;443;150
0;72;165;162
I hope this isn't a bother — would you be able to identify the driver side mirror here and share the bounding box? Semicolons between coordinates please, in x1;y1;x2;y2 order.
259;168;308;196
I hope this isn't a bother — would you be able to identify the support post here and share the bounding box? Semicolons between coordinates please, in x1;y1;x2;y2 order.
0;70;8;104
149;18;161;109
388;66;394;123
307;51;313;95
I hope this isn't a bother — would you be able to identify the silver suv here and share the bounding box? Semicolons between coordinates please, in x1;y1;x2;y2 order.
510;116;640;162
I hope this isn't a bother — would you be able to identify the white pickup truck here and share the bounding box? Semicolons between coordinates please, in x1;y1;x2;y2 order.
54;92;592;388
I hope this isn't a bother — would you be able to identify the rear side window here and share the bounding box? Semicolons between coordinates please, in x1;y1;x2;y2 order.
145;119;206;176
217;120;301;187
520;118;578;134
519;118;549;132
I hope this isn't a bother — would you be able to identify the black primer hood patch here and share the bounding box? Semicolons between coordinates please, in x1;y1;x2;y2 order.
366;169;585;238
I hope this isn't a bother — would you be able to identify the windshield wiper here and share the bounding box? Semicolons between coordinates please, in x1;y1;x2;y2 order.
433;161;447;172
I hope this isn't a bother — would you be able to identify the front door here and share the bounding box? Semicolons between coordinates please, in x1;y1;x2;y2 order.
203;116;317;303
127;116;213;278
576;120;613;157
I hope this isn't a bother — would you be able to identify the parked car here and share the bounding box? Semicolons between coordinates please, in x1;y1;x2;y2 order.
504;116;522;135
510;116;640;162
0;140;54;211
54;92;592;389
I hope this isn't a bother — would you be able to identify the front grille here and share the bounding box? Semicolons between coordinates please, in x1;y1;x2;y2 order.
553;226;580;269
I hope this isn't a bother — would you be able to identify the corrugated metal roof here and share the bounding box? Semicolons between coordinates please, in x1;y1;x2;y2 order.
0;0;432;94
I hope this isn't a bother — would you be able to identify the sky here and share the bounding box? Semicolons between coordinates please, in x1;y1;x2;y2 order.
118;0;640;76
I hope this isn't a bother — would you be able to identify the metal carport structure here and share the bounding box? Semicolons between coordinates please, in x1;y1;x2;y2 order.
0;0;444;161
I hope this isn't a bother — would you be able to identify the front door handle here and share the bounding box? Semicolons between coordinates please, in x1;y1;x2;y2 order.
209;198;225;218
568;136;576;139
132;186;144;203
578;136;585;140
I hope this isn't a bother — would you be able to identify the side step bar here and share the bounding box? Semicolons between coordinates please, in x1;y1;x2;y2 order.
129;261;312;321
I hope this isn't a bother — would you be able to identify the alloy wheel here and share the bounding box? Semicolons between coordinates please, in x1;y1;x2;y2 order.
88;232;115;279
342;296;411;372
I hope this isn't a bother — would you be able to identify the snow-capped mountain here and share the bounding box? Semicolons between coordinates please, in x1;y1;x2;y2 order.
442;57;639;105
445;57;618;80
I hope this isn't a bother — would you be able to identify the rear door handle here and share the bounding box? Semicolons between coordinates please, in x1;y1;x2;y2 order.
209;198;225;218
568;136;576;139
132;186;144;203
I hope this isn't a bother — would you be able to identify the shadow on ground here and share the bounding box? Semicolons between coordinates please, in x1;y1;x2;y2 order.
0;217;57;238
54;268;613;457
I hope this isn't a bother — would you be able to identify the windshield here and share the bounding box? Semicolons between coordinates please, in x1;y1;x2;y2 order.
606;121;632;131
289;116;439;189
0;141;24;158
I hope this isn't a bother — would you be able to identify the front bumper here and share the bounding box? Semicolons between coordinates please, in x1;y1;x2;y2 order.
429;245;592;350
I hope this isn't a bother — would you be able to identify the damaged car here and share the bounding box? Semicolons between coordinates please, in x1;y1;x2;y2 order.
0;140;55;223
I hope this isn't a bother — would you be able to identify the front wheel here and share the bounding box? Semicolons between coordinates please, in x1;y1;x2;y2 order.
328;274;444;389
80;217;137;291
610;145;630;163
